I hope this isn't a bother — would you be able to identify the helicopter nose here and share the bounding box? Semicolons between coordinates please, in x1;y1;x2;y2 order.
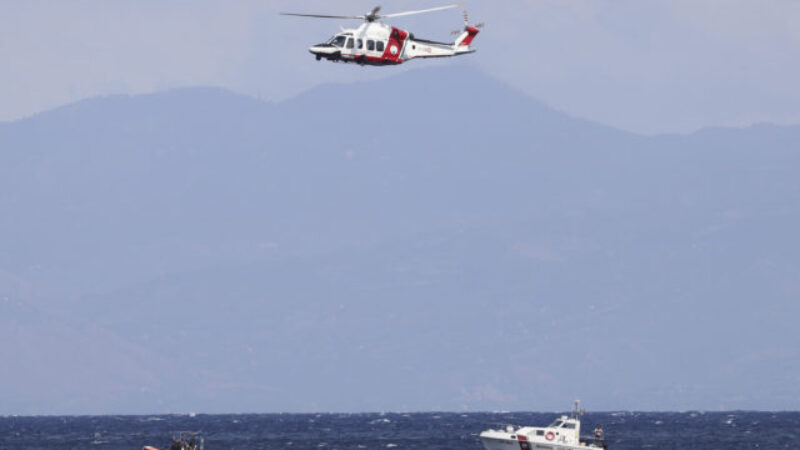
309;44;338;56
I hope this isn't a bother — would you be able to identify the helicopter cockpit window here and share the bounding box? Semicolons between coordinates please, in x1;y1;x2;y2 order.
367;40;375;51
330;36;347;47
346;37;354;49
376;41;385;52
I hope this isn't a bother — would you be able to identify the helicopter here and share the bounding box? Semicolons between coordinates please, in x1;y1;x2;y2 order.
281;4;483;66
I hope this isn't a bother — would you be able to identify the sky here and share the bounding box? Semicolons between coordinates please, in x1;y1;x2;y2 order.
1;0;799;134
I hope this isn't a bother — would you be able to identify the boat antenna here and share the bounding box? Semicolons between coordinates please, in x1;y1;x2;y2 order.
572;400;580;419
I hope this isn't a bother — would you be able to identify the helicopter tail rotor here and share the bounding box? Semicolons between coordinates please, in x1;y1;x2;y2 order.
451;11;484;37
449;10;482;50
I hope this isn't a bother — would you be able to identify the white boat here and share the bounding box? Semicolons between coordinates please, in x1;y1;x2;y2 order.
480;402;607;450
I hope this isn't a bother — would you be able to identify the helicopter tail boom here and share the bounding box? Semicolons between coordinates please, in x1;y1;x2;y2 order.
403;23;480;60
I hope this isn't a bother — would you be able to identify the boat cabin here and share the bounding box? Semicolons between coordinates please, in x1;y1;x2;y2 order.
515;415;582;446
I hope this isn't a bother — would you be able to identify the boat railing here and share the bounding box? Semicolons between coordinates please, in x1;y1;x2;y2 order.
485;422;524;431
169;431;204;450
579;435;607;449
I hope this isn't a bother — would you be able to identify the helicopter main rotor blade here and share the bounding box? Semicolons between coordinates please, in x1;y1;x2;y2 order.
380;3;466;19
280;12;365;20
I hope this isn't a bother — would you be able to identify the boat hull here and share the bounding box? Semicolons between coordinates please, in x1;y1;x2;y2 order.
481;436;599;450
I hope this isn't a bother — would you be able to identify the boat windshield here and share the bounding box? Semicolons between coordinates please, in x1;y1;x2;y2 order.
329;35;347;47
548;420;564;428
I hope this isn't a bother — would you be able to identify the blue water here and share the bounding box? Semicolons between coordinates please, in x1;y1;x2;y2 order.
0;412;798;450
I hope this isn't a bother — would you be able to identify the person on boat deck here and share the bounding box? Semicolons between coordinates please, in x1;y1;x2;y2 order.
594;425;605;443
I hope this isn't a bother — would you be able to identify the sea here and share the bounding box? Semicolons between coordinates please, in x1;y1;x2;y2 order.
0;411;797;450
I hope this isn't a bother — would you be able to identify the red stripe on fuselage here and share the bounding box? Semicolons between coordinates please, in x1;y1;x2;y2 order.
334;53;403;66
381;27;409;63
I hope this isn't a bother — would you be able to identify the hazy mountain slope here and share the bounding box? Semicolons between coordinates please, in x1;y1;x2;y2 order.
1;67;798;414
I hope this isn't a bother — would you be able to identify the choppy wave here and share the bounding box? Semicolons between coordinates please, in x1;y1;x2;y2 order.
0;411;798;449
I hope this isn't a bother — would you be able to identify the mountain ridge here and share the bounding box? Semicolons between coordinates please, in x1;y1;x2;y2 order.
1;66;798;414
4;66;798;137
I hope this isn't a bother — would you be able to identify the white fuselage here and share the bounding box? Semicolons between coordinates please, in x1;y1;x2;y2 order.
308;22;475;65
309;23;393;62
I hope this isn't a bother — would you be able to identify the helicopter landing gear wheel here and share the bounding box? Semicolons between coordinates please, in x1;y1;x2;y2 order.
316;55;322;61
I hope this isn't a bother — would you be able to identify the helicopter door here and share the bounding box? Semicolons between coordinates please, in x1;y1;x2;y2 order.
344;37;354;56
367;40;381;57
